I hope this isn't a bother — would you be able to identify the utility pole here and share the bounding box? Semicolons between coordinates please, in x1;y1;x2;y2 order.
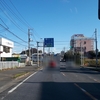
28;29;31;58
37;42;39;67
63;47;65;53
95;28;98;68
74;39;76;62
42;41;44;54
80;40;83;66
28;29;33;65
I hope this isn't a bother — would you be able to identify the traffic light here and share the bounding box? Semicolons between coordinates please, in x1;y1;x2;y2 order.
70;46;73;49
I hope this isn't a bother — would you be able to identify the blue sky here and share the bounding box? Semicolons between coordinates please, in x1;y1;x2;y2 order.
0;0;100;53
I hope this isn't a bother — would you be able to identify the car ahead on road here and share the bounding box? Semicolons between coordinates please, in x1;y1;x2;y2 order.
60;58;66;62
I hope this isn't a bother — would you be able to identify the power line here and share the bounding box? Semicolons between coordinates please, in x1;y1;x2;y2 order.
32;35;37;43
0;3;27;34
54;44;69;45
0;24;27;43
34;29;42;39
0;34;27;47
9;0;32;28
0;18;9;29
1;0;30;28
0;29;7;33
55;41;70;42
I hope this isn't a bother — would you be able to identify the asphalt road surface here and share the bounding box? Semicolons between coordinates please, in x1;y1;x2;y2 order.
1;60;100;100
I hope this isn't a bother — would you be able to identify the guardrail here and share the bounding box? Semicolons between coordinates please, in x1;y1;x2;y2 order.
0;61;25;70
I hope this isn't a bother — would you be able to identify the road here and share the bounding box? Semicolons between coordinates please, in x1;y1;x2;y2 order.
1;59;100;100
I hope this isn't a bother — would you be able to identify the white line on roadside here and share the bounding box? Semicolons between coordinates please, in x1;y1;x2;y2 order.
74;83;98;100
61;72;66;76
87;76;100;83
93;79;99;82
40;68;43;70
8;71;37;94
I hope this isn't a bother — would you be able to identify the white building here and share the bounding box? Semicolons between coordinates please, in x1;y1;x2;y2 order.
0;38;14;57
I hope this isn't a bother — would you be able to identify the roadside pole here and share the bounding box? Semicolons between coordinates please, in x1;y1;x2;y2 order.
28;29;31;60
37;42;39;67
95;29;98;69
28;28;33;65
74;39;76;63
80;40;83;66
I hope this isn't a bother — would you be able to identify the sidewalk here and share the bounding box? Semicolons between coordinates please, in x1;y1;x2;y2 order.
0;65;42;93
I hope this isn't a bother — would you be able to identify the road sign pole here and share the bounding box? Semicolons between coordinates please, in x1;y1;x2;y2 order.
37;42;39;67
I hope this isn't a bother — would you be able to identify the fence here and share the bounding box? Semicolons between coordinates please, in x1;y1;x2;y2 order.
0;61;25;70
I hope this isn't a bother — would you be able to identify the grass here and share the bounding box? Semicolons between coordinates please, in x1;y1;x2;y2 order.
84;59;100;67
13;72;29;78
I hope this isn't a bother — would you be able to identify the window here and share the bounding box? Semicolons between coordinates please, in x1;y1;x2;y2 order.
84;41;86;44
84;47;86;51
3;46;10;53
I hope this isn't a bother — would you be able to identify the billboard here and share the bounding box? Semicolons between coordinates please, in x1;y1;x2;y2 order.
0;38;14;48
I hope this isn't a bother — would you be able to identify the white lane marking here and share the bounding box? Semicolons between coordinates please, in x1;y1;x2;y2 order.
74;83;98;100
61;72;66;76
88;76;100;83
8;71;37;93
71;73;78;77
93;79;99;82
40;68;43;71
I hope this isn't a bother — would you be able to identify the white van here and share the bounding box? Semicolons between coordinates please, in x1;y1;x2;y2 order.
32;53;43;62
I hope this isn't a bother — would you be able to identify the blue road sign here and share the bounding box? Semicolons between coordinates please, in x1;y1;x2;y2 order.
44;38;54;47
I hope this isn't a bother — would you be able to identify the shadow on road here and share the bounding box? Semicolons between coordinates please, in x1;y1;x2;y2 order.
23;81;100;100
60;67;100;75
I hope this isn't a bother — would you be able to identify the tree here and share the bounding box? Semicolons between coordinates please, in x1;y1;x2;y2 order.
20;48;37;56
87;51;95;59
98;52;100;58
63;50;74;61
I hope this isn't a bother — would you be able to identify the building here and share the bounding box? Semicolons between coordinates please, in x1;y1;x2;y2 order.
0;38;14;58
70;34;94;54
12;53;20;57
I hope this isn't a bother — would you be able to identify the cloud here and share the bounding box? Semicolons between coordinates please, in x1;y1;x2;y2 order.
70;9;73;13
70;7;78;13
75;7;78;13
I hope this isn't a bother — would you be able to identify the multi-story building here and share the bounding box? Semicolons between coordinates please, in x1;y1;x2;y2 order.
70;34;94;54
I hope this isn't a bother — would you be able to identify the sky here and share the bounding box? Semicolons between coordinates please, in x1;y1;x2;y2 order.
0;0;100;53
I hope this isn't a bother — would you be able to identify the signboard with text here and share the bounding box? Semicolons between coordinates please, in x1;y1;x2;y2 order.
44;38;54;47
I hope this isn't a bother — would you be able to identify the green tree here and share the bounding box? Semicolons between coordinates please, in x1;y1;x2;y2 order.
87;51;95;59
